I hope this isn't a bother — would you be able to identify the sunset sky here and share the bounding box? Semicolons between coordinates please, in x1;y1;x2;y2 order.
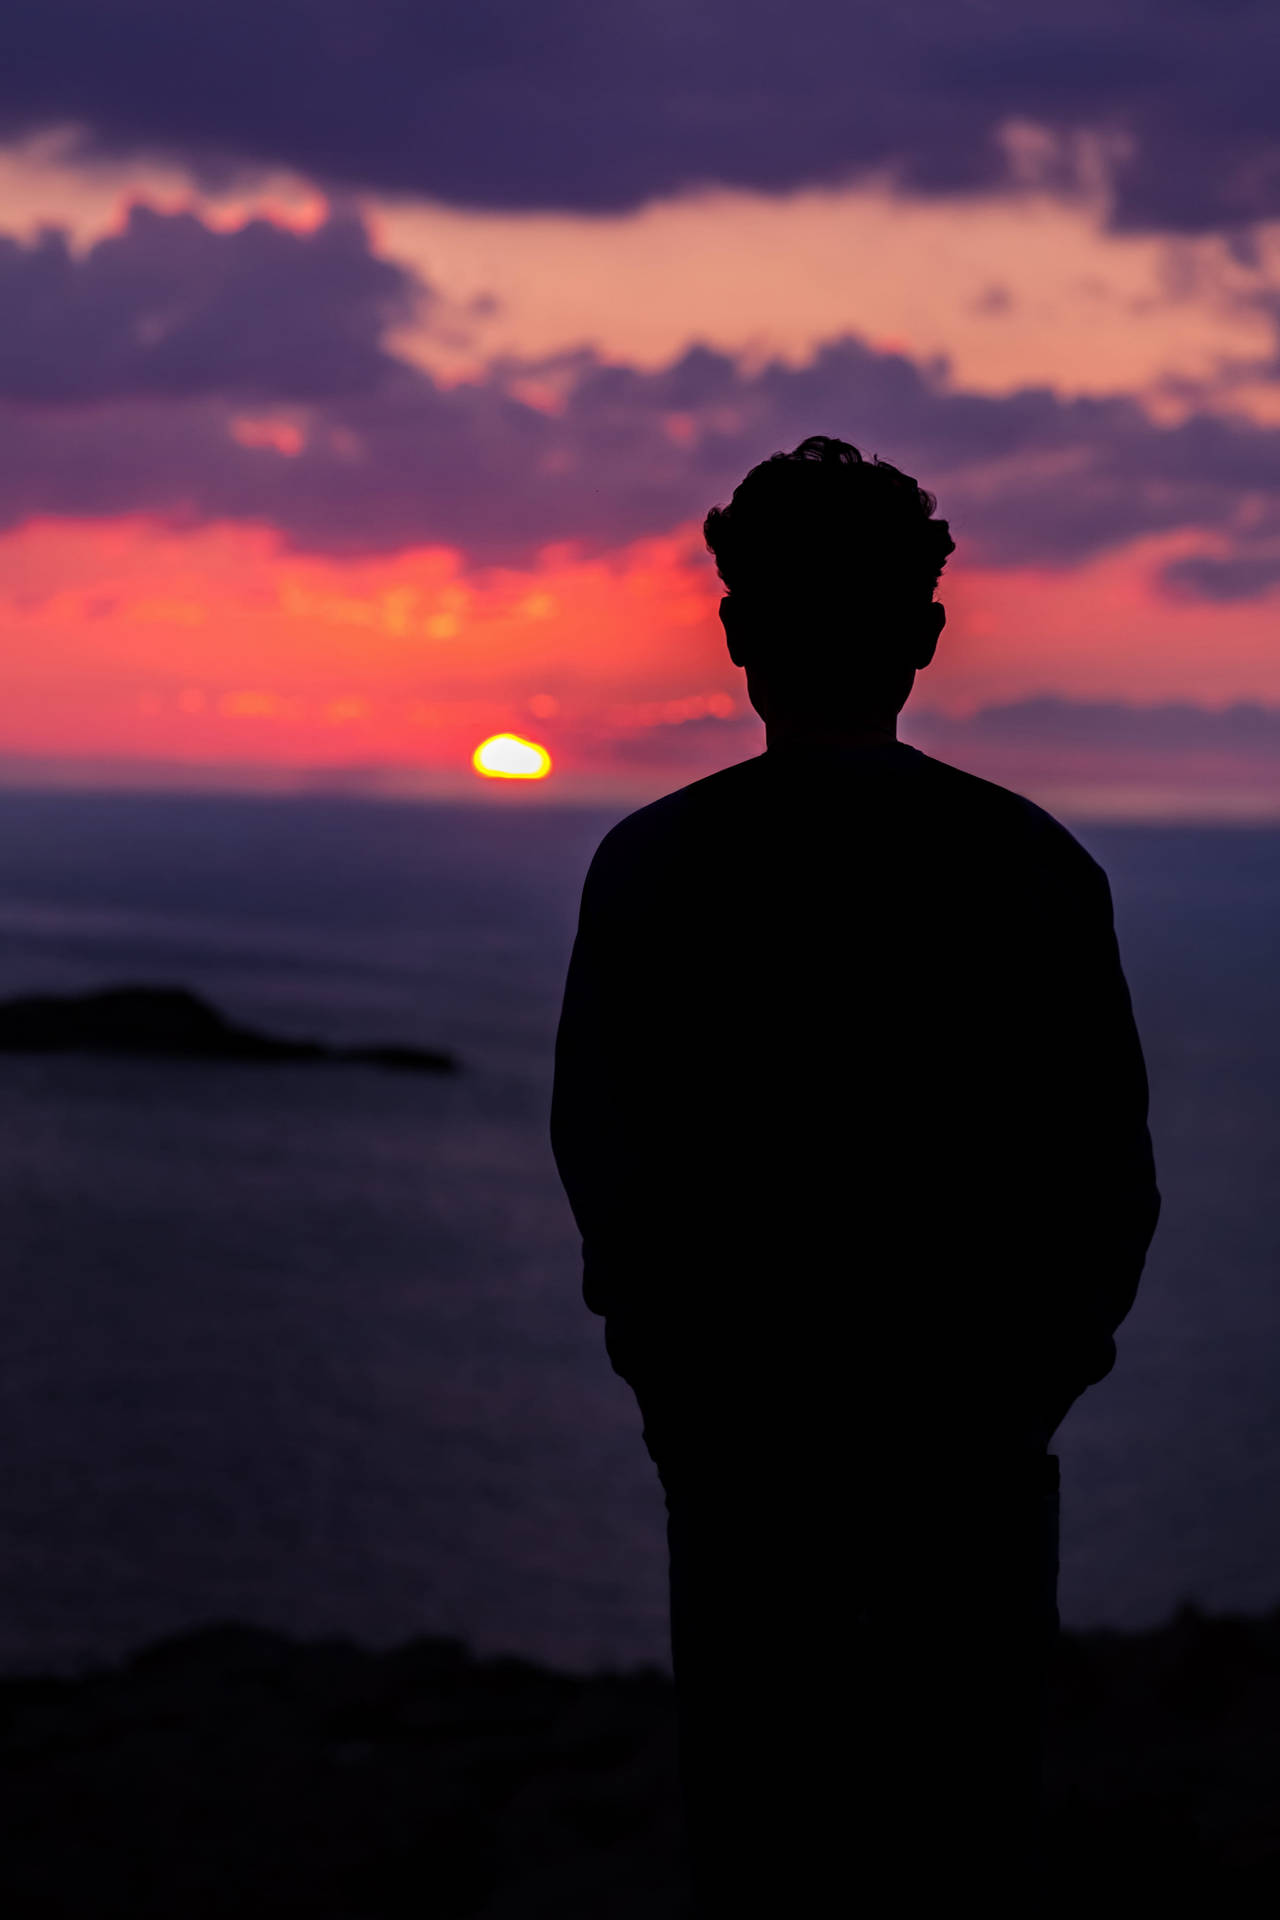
5;4;1280;814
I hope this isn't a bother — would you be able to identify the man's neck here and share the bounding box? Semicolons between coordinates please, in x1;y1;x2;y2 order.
764;716;900;752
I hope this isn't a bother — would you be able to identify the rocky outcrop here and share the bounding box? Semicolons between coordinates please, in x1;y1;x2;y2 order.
0;986;457;1072
0;1601;1278;1915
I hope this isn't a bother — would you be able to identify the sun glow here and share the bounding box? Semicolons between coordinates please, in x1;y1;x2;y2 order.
471;732;552;779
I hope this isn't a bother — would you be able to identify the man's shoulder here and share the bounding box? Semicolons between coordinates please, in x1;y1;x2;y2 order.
904;746;1104;879
590;756;767;870
586;743;1105;889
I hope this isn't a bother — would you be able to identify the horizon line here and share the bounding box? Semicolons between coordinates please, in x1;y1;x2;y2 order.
0;761;1277;828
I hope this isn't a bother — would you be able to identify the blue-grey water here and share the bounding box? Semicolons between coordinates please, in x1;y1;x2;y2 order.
0;787;1275;1676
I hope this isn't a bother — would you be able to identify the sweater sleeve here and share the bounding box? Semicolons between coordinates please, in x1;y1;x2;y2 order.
550;831;654;1317
1012;844;1161;1418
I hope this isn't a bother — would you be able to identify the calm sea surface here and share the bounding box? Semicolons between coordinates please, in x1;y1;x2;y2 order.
0;786;1275;1675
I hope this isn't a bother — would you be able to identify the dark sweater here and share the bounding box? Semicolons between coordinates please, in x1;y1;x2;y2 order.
551;741;1160;1455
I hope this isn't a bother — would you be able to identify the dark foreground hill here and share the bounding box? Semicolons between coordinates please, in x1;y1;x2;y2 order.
0;986;457;1073
1;1603;1278;1917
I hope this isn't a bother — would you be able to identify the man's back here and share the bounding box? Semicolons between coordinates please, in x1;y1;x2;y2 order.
552;740;1159;1458
554;437;1161;1911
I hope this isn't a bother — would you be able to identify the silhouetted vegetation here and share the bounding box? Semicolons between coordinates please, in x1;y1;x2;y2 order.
0;1603;1276;1916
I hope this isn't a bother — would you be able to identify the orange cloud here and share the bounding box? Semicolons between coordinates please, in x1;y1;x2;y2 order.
6;138;1280;426
230;416;306;456
0;517;728;780
936;529;1280;711
2;513;1280;803
375;180;1280;422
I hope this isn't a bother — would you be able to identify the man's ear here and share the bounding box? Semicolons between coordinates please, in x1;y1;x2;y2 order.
915;601;945;672
720;595;749;669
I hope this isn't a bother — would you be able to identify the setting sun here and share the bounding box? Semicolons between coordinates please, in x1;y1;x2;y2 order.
471;733;552;779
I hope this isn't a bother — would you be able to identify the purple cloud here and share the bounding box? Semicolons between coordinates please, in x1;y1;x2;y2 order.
911;697;1280;751
1159;552;1280;602
3;2;1280;233
2;347;1278;580
0;203;1278;585
0;204;420;403
569;697;1280;809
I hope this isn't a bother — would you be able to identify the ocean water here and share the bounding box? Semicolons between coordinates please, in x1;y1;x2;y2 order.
0;786;1275;1676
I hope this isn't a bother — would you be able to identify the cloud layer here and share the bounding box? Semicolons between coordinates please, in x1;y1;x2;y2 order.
0;204;418;403
4;2;1280;234
2;202;1279;593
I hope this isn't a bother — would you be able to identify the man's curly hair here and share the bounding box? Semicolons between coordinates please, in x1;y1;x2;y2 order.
703;436;955;625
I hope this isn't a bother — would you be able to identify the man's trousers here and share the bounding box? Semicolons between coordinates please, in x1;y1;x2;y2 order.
645;1415;1061;1916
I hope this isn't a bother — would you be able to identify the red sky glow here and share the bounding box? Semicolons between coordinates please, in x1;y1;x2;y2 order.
3;59;1280;817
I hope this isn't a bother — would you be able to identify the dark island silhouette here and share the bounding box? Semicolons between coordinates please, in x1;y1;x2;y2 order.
0;985;458;1073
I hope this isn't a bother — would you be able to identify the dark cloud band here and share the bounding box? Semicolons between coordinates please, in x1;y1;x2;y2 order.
0;205;420;404
2;1;1280;233
1;203;1278;593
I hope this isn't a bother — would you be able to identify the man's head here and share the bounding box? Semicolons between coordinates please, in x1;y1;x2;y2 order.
703;435;954;734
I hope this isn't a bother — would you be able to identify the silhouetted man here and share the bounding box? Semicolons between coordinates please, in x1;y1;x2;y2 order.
550;437;1160;1914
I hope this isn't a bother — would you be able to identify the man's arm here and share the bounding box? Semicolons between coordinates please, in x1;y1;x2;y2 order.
1014;844;1161;1420
550;830;656;1319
